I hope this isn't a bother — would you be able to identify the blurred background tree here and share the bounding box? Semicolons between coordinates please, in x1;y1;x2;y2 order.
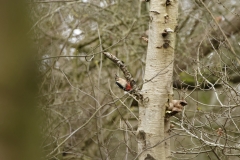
30;0;240;159
0;1;40;160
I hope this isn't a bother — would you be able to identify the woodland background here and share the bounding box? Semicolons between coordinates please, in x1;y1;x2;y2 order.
27;0;240;159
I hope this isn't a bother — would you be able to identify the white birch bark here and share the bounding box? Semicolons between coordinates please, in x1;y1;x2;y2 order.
137;0;178;159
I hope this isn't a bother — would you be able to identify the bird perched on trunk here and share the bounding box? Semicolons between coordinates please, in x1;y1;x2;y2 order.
169;100;187;112
115;74;132;91
166;100;187;117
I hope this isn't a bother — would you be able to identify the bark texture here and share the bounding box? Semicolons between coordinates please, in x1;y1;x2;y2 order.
137;0;178;159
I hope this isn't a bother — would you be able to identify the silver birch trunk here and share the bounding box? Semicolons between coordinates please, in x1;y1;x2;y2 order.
137;0;178;159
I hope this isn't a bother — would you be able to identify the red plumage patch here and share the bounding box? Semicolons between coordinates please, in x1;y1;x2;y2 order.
125;83;132;91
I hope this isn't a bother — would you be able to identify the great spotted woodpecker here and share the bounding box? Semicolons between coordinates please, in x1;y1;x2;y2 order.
115;75;132;91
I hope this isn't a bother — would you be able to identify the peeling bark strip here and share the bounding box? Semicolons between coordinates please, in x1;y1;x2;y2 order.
142;36;149;43
137;130;147;153
150;10;160;14
103;52;136;88
137;130;146;144
166;0;171;6
144;154;156;160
